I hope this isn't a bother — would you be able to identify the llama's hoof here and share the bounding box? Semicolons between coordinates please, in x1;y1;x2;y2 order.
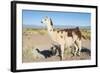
73;54;77;56
59;57;63;61
76;53;81;56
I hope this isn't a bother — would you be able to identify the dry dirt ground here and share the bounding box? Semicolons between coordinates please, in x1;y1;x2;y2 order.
22;30;91;63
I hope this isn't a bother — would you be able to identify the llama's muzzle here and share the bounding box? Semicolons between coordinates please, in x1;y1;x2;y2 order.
41;21;43;23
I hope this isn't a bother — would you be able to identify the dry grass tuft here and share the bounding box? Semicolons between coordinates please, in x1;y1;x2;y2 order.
81;29;91;40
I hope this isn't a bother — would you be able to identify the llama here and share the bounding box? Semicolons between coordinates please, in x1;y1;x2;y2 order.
41;16;84;60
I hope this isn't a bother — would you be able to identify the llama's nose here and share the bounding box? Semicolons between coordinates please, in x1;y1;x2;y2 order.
41;21;43;23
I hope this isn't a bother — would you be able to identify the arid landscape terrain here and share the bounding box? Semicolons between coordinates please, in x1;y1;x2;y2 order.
22;28;91;63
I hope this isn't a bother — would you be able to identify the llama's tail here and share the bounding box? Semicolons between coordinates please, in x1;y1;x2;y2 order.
81;34;86;39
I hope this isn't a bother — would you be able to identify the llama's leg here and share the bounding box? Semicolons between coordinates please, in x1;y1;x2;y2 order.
61;45;64;60
77;40;81;56
59;47;62;60
57;45;61;57
73;43;78;56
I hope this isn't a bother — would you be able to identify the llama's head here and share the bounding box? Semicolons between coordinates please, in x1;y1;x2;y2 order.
41;16;53;26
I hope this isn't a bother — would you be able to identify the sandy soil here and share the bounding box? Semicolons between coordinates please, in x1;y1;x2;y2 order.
22;31;91;63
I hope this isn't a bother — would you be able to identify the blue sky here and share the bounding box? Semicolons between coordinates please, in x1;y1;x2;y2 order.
22;10;91;27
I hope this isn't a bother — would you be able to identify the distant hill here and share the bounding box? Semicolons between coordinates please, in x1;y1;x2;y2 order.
23;24;90;30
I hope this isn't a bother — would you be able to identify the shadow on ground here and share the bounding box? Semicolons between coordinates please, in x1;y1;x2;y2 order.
81;47;91;56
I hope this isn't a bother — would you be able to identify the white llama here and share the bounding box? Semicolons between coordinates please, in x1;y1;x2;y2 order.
41;16;83;60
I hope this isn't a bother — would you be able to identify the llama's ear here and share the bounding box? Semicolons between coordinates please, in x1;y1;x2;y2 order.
50;18;53;26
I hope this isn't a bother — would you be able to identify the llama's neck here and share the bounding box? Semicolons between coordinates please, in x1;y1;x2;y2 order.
46;24;54;38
